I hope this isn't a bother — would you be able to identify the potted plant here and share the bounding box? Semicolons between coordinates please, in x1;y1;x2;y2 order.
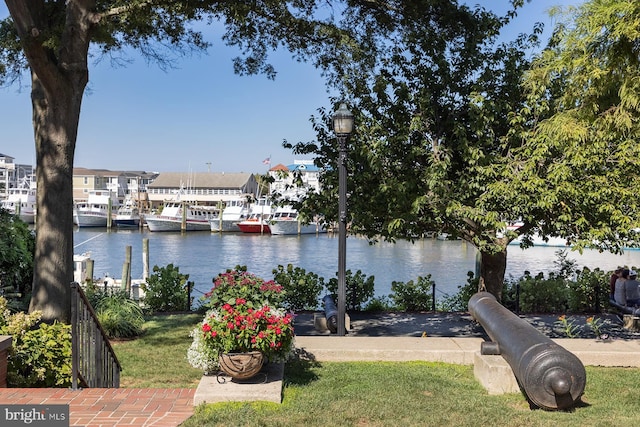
187;268;295;379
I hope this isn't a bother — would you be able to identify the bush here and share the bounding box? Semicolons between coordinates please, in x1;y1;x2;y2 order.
0;297;71;387
94;290;144;339
0;209;35;311
272;264;325;311
390;275;435;311
326;269;375;311
517;272;569;313
141;264;190;312
363;295;394;312
567;267;610;313
202;267;285;309
438;272;478;312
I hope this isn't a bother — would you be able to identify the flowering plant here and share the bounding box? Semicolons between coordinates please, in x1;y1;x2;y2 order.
188;269;295;372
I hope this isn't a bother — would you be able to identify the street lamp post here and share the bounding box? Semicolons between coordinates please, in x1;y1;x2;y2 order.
333;103;354;336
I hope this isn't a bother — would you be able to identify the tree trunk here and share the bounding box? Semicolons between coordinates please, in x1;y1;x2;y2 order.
28;73;83;323
5;1;93;323
478;249;507;301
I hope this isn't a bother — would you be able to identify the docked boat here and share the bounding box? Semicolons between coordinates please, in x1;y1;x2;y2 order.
1;179;37;224
145;201;218;232
210;198;248;232
73;190;120;227
236;198;273;234
269;205;326;235
114;197;142;228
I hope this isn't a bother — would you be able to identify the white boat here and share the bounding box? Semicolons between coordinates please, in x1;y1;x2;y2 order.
114;196;141;228
269;205;326;235
236;198;273;234
210;198;248;232
73;190;120;227
506;223;569;247
145;201;218;232
1;179;37;224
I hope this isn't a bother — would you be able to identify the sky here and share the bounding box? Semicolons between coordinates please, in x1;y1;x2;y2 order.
0;1;581;174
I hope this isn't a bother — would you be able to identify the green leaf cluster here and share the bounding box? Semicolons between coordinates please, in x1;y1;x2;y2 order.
141;263;190;312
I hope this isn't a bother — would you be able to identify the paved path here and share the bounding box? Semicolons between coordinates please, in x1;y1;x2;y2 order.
0;388;194;427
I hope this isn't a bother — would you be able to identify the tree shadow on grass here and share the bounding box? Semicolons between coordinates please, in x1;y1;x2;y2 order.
283;348;322;386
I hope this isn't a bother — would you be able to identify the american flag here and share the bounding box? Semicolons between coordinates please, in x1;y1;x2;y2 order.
262;157;271;165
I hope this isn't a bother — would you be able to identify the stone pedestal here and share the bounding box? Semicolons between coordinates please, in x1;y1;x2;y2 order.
473;352;520;395
0;336;13;388
314;312;351;333
623;315;640;331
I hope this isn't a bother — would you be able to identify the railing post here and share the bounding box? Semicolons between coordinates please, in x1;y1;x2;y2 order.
71;282;79;391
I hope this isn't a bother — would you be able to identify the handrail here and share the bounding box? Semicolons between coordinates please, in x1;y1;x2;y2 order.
70;282;121;389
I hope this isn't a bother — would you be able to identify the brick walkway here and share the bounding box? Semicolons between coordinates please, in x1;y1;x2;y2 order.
0;388;195;427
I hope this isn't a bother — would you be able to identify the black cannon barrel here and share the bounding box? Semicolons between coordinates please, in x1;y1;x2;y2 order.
468;292;586;410
322;295;338;334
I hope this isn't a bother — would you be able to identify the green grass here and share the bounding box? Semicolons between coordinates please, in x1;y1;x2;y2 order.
116;314;640;426
111;313;203;388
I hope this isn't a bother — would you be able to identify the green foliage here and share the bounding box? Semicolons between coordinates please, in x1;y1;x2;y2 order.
202;267;285;310
363;295;394;312
390;275;434;312
94;290;144;339
272;264;325;311
326;269;375;311
141;264;190;312
567;267;610;313
509;272;569;313
0;209;34;311
438;273;479;312
0;297;71;387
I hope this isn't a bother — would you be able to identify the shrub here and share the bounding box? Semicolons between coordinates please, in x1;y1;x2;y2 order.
0;297;71;387
567;267;610;313
517;271;569;313
272;264;324;311
326;269;375;311
202;268;285;309
0;209;35;311
363;295;394;312
438;272;478;312
141;264;190;312
390;275;435;311
94;290;144;339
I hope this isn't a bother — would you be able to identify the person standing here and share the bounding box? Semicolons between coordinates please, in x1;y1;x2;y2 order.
624;270;640;306
614;268;630;306
610;267;622;299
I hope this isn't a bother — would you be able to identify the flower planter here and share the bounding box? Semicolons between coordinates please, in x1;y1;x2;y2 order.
219;351;264;380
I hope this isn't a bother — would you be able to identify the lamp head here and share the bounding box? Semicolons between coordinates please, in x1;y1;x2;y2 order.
333;103;354;135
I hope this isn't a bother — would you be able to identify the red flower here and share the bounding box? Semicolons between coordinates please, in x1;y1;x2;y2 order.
202;324;211;332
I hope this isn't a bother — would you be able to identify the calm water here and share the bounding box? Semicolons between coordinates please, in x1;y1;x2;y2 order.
73;228;640;301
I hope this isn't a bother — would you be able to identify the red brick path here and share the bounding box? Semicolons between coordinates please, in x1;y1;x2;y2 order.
0;388;195;427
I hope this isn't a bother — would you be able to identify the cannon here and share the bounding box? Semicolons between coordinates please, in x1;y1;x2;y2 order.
468;292;586;410
322;295;338;333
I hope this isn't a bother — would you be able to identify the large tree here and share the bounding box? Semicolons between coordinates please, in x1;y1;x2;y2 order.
0;0;348;322
288;0;539;299
291;0;640;300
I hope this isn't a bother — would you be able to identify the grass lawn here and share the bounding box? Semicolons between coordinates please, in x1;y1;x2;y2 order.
115;314;640;426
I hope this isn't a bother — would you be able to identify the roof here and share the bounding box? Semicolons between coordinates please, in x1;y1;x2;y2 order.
147;172;255;189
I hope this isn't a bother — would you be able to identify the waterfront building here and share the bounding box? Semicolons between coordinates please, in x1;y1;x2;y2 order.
268;160;321;196
0;153;34;199
146;172;259;209
72;168;158;205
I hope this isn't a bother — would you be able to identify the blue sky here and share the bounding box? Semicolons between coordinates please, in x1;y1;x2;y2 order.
0;1;580;174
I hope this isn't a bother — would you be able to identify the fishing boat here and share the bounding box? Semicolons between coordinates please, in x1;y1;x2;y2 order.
1;179;37;224
114;196;142;228
145;200;218;232
236;198;273;234
73;190;120;227
269;205;326;235
209;198;248;232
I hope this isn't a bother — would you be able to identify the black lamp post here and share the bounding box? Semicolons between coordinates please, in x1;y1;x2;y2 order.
333;103;354;336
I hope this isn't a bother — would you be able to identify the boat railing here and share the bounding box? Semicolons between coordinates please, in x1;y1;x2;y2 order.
70;282;121;389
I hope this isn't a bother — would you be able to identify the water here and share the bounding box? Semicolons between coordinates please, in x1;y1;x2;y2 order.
73;228;640;301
